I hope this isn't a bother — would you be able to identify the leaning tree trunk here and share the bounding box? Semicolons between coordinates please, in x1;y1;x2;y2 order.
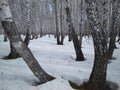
4;30;30;60
2;20;54;84
0;0;54;84
65;0;84;61
3;0;31;59
7;42;20;59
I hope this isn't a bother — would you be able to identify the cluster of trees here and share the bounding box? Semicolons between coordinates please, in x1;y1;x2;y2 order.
0;0;120;90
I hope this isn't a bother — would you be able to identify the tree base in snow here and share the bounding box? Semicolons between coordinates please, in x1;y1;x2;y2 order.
32;77;55;86
76;57;85;61
2;53;21;60
69;81;119;90
109;57;117;60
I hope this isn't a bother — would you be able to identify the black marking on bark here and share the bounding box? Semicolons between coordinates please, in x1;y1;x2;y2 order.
1;4;8;6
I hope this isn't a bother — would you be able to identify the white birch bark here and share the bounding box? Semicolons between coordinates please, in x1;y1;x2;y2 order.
0;0;12;21
0;0;55;83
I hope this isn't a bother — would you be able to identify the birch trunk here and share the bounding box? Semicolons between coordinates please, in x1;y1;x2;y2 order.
85;0;110;89
65;0;84;61
0;0;54;84
109;0;120;59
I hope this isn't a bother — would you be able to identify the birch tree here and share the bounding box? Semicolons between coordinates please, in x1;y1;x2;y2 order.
3;0;31;59
78;0;120;90
65;0;84;61
24;0;31;46
0;0;55;84
53;0;65;45
108;0;120;59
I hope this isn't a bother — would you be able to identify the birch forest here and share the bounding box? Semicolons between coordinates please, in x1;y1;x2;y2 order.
0;0;120;90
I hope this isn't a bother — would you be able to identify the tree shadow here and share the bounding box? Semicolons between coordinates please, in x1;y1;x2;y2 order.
109;57;117;60
0;73;37;86
106;81;119;90
69;80;119;90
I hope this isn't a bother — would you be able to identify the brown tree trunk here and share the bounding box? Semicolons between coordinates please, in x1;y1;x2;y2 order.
1;21;55;84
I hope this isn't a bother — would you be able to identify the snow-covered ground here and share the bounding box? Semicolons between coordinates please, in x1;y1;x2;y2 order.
0;35;120;90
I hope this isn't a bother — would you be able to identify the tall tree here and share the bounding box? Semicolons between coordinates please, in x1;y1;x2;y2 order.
108;0;120;59
80;0;120;90
53;0;61;44
3;0;31;59
24;0;31;46
83;0;107;90
53;0;65;45
65;0;84;61
0;0;54;84
79;0;84;48
59;0;65;45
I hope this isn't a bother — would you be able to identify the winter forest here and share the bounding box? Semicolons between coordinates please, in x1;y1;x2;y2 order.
0;0;120;90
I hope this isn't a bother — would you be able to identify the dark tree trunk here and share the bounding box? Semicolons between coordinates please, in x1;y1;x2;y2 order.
65;0;84;61
109;35;116;59
60;34;65;45
85;0;110;90
73;31;84;61
108;0;120;59
31;34;38;40
88;48;108;90
4;34;8;42
40;28;43;38
117;29;120;43
3;30;30;59
59;0;65;45
56;36;61;45
8;42;21;59
54;0;61;45
68;31;73;42
1;21;55;84
24;29;30;46
117;31;120;43
78;33;83;48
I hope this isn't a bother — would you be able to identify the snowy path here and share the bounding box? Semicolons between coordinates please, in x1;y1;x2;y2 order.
0;35;120;90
